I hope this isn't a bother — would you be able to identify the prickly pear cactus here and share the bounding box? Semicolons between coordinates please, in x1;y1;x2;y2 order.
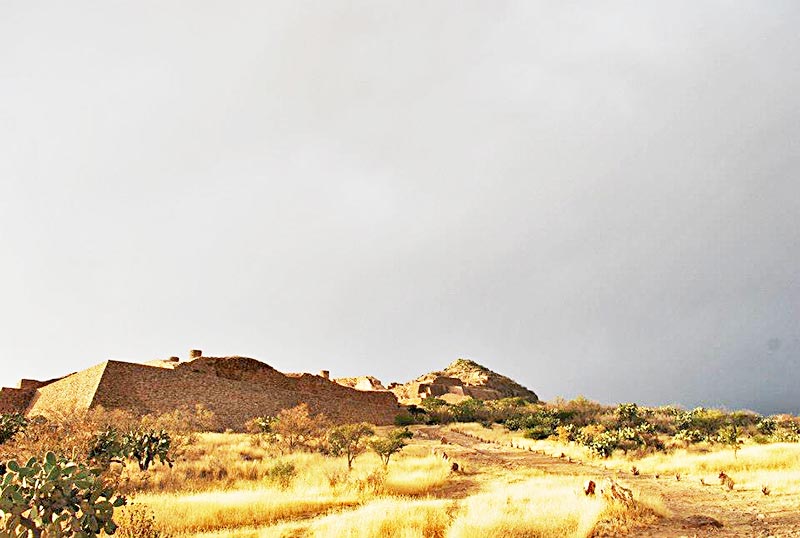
0;451;126;537
121;430;173;471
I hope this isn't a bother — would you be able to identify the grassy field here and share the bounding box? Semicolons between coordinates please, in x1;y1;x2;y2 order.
7;406;797;537
448;422;800;495
3;396;798;536
115;429;660;538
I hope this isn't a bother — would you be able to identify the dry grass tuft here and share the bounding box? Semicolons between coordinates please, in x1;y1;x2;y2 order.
445;477;605;538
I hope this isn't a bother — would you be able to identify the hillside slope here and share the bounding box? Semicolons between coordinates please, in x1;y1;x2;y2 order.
390;359;538;405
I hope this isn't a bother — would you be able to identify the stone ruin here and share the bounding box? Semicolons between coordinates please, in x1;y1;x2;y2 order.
0;350;402;429
333;358;539;406
333;376;387;392
387;359;539;405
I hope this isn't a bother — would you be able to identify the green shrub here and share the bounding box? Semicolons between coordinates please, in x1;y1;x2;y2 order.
585;430;619;458
0;414;28;445
266;461;296;489
394;413;415;427
523;424;555;440
504;409;560;433
419;399;452;424
247;416;278;435
117;505;172;538
615;403;641;426
674;429;705;444
88;427;173;471
616;426;645;453
576;424;619;458
420;398;448;411
756;418;777;436
689;408;727;437
451;399;487;423
556;424;576;443
717;424;743;458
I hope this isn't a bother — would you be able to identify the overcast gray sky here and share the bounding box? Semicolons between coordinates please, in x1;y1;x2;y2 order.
1;2;798;414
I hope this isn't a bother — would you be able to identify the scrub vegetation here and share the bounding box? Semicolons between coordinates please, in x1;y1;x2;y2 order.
1;397;799;537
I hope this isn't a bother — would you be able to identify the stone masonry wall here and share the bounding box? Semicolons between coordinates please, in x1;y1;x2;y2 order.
26;362;110;417
88;360;401;429
0;387;36;414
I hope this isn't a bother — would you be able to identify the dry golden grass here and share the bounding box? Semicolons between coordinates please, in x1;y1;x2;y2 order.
591;491;667;537
183;479;630;538
448;422;800;496
117;428;665;538
445;476;605;538
189;499;454;538
384;454;452;496
124;433;454;535
296;498;454;538
135;489;356;534
605;443;800;494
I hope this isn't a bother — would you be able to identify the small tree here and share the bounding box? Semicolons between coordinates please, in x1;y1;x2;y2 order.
326;423;374;469
368;428;413;466
272;404;327;453
717;424;743;459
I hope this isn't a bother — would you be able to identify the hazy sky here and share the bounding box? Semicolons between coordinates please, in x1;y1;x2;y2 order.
1;2;798;414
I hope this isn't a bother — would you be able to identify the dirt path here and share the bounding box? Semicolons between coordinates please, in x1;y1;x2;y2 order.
417;426;800;537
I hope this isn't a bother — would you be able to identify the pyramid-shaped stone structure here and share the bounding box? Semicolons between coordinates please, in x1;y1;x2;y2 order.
0;352;401;429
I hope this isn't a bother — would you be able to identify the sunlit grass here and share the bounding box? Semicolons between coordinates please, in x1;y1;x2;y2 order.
118;427;665;538
133;489;356;534
445;476;605;538
189;498;454;538
605;443;800;494
178;477;632;538
305;498;454;538
448;423;800;495
126;433;454;535
385;455;452;496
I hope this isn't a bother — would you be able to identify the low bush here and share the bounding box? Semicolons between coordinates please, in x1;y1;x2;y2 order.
266;461;297;489
0;414;27;445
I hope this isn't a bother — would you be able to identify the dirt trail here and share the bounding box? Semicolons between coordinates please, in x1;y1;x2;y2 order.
417;426;800;537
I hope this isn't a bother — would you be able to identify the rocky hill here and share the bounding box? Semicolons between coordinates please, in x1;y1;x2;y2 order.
389;358;538;405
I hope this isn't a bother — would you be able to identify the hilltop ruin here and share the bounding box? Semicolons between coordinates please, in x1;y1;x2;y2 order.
388;359;539;405
329;358;539;405
0;351;401;429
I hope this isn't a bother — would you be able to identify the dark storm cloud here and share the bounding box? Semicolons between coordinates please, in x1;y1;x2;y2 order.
0;1;798;412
